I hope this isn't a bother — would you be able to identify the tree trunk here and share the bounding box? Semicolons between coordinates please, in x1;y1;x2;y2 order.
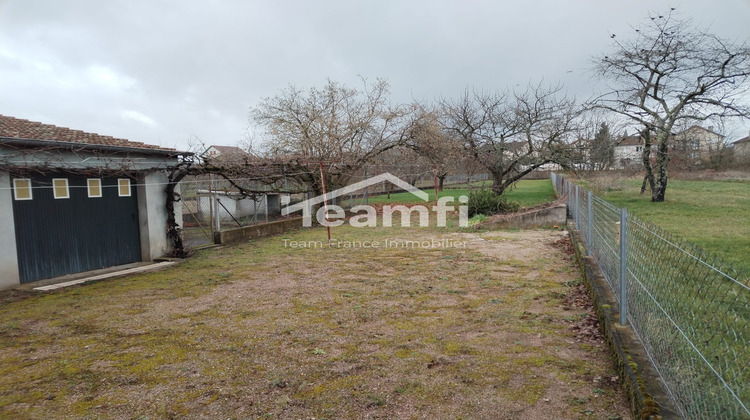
490;171;507;195
166;166;189;258
652;140;670;202
438;173;447;191
640;129;655;195
640;175;650;195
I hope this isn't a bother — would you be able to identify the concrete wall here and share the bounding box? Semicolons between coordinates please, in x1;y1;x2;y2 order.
218;217;303;245
137;171;177;261
568;226;678;419
478;204;567;230
0;172;20;288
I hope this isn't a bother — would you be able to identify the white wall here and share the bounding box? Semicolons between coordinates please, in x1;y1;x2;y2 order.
137;172;176;261
0;172;20;288
613;145;645;168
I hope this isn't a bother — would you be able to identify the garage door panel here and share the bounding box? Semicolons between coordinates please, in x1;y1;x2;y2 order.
12;174;141;283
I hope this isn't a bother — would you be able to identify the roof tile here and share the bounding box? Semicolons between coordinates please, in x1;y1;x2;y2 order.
0;114;176;152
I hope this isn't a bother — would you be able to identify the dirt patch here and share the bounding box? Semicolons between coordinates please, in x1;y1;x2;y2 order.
0;288;37;305
0;225;631;419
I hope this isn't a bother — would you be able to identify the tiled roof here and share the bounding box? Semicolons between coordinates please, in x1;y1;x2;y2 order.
0;114;177;152
680;125;724;138
617;135;643;147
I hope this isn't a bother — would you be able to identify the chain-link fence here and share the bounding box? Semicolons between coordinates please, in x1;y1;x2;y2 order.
552;173;749;419
178;169;490;249
180;175;297;248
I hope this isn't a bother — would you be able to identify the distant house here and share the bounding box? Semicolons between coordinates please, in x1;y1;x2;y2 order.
672;125;725;161
612;126;725;169
201;145;253;165
613;134;647;168
0;115;189;287
732;132;750;161
568;138;590;169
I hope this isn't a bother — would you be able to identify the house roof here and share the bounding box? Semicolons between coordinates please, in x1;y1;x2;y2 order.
201;145;256;164
203;145;251;156
616;135;643;147
678;125;724;138
0;114;182;154
733;136;750;145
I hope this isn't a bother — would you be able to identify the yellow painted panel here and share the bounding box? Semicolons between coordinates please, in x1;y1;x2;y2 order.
53;179;69;199
13;179;32;200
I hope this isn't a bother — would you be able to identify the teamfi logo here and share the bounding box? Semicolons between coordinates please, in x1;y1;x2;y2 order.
281;173;469;228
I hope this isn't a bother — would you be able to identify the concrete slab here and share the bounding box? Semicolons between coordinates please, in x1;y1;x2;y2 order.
32;261;176;291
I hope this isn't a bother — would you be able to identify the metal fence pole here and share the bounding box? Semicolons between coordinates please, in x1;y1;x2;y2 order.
619;207;628;326
575;185;581;228
364;167;369;206
283;165;288;192
213;194;221;233
587;190;593;256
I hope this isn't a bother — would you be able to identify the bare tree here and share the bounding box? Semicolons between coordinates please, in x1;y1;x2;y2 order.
249;78;412;195
403;107;466;190
440;83;579;195
591;10;750;201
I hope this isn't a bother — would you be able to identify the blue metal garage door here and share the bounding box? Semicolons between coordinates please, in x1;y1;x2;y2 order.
11;173;141;283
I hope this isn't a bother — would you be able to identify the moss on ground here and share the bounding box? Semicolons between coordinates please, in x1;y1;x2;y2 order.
0;218;630;418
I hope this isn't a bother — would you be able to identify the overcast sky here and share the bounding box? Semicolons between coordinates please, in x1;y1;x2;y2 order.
1;0;749;152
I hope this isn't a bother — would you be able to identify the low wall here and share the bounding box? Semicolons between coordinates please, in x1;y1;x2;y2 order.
478;204;567;230
568;226;678;419
216;217;304;245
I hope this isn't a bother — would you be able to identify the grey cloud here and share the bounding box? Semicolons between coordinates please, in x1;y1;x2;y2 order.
1;0;748;150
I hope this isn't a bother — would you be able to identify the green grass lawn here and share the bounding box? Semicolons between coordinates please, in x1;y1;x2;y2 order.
586;178;750;276
362;179;556;208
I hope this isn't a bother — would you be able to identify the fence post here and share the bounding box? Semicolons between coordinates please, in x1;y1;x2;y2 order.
283;165;288;192
364;167;369;206
213;194;221;233
586;191;593;256
551;173;556;193
575;185;581;228
619;208;628;326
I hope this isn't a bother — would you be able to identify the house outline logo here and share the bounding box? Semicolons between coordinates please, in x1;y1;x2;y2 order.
282;172;429;218
281;172;474;228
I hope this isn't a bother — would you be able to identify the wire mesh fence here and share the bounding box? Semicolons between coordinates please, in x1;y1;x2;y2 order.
552;173;749;420
178;168;491;250
180;175;297;248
